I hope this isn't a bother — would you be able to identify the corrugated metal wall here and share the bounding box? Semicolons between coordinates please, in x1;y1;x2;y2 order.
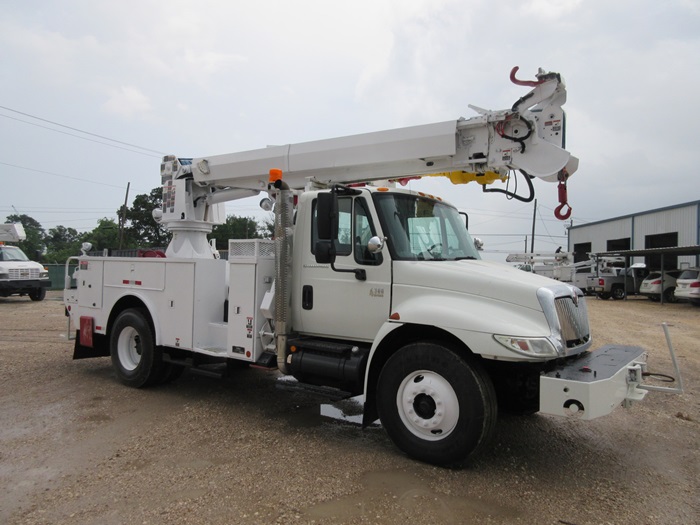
569;201;700;267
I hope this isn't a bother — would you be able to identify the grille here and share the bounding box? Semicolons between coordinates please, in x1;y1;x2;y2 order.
228;240;275;258
9;268;41;280
555;295;590;348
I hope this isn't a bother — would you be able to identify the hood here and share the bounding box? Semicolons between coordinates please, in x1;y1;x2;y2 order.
0;260;44;271
393;259;569;311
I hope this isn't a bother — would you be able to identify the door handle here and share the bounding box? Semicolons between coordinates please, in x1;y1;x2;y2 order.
302;285;313;310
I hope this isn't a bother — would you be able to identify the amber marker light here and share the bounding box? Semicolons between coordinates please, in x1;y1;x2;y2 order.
269;168;283;183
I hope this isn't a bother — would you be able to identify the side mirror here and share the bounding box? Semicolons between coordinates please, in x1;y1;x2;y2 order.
316;192;338;241
367;236;384;254
315;240;336;265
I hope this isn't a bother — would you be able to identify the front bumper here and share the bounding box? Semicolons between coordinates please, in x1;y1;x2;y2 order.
539;345;647;420
0;279;52;291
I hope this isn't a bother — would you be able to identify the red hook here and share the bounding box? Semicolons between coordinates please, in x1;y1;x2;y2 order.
554;180;572;220
510;66;545;87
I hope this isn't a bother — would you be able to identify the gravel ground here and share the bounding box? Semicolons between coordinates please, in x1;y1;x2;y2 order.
0;291;698;524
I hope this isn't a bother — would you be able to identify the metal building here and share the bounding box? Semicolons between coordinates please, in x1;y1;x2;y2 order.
568;200;700;270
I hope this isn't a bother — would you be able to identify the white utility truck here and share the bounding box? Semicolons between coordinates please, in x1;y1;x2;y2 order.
507;251;596;293
64;68;669;465
0;223;50;301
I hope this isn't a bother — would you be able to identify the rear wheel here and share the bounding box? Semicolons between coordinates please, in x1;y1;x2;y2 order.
110;308;163;388
611;286;626;300
376;342;497;466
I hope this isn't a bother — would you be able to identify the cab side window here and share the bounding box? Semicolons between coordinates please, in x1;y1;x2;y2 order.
312;197;352;257
311;196;382;265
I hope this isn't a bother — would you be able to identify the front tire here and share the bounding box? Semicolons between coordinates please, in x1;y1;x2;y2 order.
110;308;163;388
29;287;46;301
376;342;497;466
663;287;677;303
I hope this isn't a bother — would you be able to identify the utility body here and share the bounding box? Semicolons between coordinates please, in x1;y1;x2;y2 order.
64;69;666;465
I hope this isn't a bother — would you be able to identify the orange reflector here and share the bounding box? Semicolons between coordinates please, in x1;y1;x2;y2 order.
290;345;298;353
377;187;389;192
269;168;283;183
389;312;400;320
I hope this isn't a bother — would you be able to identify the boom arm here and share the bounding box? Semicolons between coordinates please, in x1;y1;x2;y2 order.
158;67;578;258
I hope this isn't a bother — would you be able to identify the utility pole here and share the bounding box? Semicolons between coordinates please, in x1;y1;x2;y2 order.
530;198;537;253
118;182;130;250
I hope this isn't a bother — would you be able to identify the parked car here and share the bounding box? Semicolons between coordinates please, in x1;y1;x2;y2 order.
639;270;683;303
674;268;700;306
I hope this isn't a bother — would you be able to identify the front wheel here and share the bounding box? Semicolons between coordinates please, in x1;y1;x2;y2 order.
663;287;677;303
29;287;46;301
376;342;497;466
110;308;163;388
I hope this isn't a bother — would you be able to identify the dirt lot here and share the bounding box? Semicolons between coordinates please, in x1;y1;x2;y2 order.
0;291;698;524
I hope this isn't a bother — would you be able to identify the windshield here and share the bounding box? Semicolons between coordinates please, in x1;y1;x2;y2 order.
373;193;481;261
0;246;30;262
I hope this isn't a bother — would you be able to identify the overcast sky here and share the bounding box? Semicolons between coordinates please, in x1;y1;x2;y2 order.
1;0;698;260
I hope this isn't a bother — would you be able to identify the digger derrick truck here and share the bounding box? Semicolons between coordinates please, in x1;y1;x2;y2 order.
64;68;664;466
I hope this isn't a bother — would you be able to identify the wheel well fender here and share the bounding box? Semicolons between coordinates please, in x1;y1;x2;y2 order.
362;323;475;427
107;295;158;344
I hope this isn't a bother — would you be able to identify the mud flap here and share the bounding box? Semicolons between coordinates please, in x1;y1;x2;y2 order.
539;345;647;420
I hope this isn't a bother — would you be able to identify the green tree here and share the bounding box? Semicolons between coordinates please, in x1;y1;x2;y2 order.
118;187;170;248
259;214;274;239
4;214;45;260
44;225;82;263
210;215;261;249
84;218;122;253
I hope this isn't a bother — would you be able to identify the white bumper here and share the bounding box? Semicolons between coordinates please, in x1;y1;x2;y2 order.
539;345;647;420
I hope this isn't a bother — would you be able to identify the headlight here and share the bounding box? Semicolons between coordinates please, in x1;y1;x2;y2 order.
493;334;559;358
40;271;49;278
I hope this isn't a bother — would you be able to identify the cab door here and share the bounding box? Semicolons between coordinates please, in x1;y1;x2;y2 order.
297;194;391;342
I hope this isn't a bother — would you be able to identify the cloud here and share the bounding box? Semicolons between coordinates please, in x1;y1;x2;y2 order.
102;86;154;121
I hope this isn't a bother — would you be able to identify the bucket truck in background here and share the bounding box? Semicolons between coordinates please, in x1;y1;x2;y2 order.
0;223;50;301
63;68;679;466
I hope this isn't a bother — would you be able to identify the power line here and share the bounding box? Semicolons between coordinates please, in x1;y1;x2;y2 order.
0;105;165;156
0;161;150;191
0;113;162;158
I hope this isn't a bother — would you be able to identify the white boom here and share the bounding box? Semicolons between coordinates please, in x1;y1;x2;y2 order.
0;223;26;243
157;67;578;258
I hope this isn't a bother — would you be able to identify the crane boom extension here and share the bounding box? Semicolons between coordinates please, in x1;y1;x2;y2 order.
157;68;577;257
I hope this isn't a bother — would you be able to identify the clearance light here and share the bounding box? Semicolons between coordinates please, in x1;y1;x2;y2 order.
389;312;401;320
